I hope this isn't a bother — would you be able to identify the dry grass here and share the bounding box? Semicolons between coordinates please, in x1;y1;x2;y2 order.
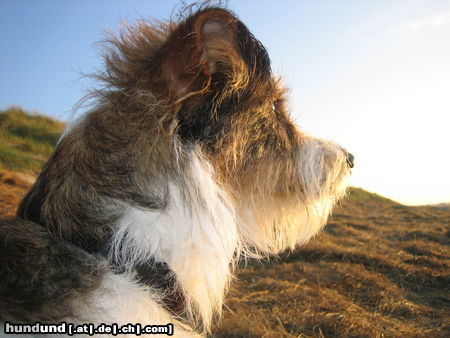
0;169;34;217
1;171;448;337
215;188;450;337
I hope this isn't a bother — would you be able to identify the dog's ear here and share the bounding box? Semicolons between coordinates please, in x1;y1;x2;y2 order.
155;8;246;104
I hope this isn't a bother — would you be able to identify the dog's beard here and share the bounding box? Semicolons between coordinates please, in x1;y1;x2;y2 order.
237;136;350;256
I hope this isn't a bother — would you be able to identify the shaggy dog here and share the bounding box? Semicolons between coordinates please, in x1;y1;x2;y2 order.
0;6;353;337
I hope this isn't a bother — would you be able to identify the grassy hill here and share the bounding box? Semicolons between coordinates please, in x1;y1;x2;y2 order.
0;108;448;337
0;107;65;173
216;191;449;337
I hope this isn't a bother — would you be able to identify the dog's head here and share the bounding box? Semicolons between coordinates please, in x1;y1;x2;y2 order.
101;7;352;254
22;7;352;255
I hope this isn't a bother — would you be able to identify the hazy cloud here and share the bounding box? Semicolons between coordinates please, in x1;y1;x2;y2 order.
395;11;450;32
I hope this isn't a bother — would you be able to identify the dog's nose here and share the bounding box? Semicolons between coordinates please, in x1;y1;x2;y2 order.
346;152;355;168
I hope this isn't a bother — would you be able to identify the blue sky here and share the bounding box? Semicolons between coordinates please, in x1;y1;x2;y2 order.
1;0;449;205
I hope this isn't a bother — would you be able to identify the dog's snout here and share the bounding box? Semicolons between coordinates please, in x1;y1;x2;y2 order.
346;152;355;168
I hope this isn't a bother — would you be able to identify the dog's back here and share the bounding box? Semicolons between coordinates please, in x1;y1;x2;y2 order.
0;218;105;323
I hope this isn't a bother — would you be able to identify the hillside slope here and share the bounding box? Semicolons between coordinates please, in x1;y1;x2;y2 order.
216;189;450;337
0;107;64;173
0;109;448;337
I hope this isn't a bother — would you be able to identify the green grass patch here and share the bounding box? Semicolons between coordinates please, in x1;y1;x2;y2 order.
0;107;65;173
348;187;397;204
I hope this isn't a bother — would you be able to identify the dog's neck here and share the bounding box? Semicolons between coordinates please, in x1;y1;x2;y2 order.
109;148;239;331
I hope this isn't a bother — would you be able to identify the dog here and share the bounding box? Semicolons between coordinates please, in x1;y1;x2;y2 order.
0;5;353;337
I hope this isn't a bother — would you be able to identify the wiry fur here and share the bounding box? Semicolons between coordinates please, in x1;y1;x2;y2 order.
110;145;239;330
0;5;352;337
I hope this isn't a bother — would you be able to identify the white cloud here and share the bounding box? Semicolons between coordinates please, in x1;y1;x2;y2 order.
395;11;450;32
